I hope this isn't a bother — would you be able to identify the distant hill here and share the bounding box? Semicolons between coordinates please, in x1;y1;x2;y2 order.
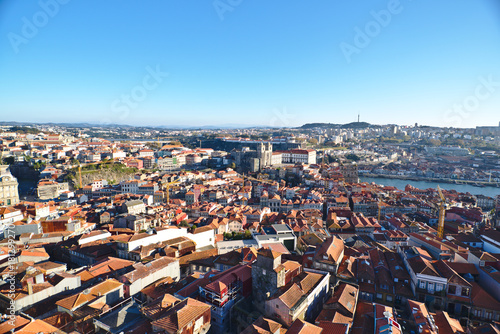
299;123;340;129
341;122;371;129
0;121;272;131
300;122;371;129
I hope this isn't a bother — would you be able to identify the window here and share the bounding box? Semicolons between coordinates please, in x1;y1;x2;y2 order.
386;295;393;302
436;284;443;292
461;287;470;297
376;293;383;300
448;285;456;295
428;283;434;292
419;281;426;289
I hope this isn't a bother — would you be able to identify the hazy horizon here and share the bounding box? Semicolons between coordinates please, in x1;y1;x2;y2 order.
1;0;499;128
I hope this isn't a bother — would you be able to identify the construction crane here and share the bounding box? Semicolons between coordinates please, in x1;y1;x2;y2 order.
436;185;447;239
378;199;382;223
78;165;83;189
164;180;180;204
242;173;280;188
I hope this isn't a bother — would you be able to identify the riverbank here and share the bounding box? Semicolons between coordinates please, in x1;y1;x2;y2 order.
360;176;500;198
361;173;500;188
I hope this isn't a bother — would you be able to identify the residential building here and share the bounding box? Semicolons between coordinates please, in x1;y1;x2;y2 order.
142;295;211;334
119;256;180;297
199;264;252;333
56;279;123;316
264;269;330;327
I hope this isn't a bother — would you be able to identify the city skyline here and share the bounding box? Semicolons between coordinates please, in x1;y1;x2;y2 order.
1;0;499;128
2;2;500;332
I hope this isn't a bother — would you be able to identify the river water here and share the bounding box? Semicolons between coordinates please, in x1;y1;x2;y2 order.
360;176;500;198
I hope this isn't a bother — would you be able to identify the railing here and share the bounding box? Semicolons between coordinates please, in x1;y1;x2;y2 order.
447;294;471;304
415;287;446;297
290;295;308;313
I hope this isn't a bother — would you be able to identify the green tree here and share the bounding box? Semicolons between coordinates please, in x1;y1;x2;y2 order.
2;157;15;165
33;161;46;170
345;153;360;162
428;139;442;146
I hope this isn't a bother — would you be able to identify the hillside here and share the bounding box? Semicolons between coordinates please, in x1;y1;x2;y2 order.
300;122;371;129
64;163;138;189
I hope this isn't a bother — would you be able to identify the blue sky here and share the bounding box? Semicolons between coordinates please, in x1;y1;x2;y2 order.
0;0;499;128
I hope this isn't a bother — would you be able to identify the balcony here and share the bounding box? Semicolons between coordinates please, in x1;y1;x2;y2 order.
415;287;446;297
290;295;308;314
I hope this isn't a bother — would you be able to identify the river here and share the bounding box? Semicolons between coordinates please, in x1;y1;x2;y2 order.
360;176;500;198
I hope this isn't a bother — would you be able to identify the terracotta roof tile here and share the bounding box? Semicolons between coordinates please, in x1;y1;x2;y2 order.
15;319;61;334
151;298;210;332
287;319;323;334
277;283;303;308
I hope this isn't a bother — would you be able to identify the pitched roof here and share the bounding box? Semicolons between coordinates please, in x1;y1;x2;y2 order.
314;236;344;263
15;319;61;334
277;283;304;308
151;298;210;332
287;318;323;334
471;282;500;311
56;279;123;311
0;315;30;333
241;316;283;334
432;311;464;334
298;272;323;294
325;283;358;315
258;248;282;260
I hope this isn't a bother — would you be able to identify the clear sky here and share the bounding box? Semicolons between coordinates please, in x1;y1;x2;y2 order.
1;0;499;128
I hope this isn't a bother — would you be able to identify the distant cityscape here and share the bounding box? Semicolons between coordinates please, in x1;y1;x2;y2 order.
0;121;499;334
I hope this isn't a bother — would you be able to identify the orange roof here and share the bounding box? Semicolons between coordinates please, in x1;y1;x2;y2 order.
15;319;60;334
0;315;30;333
277;283;303;308
287;319;323;334
56;279;122;311
151;298;210;332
